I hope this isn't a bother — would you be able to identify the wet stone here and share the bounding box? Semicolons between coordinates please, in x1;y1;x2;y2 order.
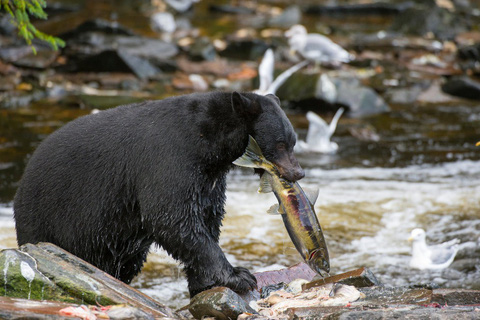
219;38;269;61
441;76;480;100
357;286;432;305
188;37;217;61
432;289;480;306
323;305;479;320
12;47;59;69
333;77;390;117
188;287;256;320
63;31;178;76
303;267;381;291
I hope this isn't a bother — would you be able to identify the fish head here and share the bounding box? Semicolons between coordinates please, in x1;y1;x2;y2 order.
307;248;330;277
252;95;304;182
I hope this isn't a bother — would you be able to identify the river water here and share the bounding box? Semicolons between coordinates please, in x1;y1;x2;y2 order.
1;101;479;308
1;0;480;310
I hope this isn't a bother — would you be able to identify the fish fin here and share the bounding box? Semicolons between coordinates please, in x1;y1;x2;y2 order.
258;173;273;193
233;135;264;168
303;187;319;205
267;204;283;215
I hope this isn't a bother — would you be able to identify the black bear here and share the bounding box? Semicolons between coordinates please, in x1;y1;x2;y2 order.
14;91;304;296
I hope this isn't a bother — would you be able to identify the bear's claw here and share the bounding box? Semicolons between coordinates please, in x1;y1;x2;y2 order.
228;266;257;293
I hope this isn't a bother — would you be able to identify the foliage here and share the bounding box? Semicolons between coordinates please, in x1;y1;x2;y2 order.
0;0;65;53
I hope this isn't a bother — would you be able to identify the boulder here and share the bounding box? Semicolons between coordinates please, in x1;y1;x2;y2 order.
60;20;178;77
188;287;256;320
441;76;480;100
277;72;390;117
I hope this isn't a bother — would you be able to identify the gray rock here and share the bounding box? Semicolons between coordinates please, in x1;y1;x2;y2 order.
269;6;301;28
432;289;480;306
277;72;389;117
188;287;256;320
333;77;390;117
63;30;178;76
188;37;217;61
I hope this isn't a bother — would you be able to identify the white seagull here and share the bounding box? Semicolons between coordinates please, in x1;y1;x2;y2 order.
296;108;344;154
285;24;354;65
408;228;459;270
255;48;308;95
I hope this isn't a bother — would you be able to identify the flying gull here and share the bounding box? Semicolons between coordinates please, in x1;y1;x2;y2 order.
296;108;344;154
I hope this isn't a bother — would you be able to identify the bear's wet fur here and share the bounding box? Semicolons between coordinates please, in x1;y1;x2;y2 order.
14;91;304;296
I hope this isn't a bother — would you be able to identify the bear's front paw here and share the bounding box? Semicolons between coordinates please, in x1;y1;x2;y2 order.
225;266;257;294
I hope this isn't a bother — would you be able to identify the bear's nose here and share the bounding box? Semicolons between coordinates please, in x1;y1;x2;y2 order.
277;165;305;182
290;167;305;181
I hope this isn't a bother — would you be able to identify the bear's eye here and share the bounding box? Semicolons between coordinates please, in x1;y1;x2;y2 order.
276;142;286;150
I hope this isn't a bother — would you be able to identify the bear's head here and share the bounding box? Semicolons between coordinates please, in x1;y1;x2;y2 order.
232;92;304;182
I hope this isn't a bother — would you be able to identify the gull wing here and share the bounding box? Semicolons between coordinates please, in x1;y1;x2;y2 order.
429;244;458;265
267;60;309;95
258;48;275;94
305;111;330;146
328;107;344;136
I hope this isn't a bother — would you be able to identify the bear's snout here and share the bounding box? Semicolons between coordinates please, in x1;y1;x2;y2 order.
274;153;305;182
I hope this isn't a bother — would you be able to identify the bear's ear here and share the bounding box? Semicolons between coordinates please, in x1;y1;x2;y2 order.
231;91;261;118
266;94;281;105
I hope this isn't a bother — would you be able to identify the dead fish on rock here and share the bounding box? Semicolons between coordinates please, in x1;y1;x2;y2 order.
234;136;330;276
254;281;361;317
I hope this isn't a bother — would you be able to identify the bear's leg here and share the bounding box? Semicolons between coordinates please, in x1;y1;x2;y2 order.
117;248;151;284
158;233;257;297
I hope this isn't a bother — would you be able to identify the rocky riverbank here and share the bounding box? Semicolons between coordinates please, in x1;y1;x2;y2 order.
1;243;479;319
1;0;480;114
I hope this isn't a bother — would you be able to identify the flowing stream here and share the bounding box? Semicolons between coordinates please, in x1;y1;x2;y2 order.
0;0;479;310
1;101;479;309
